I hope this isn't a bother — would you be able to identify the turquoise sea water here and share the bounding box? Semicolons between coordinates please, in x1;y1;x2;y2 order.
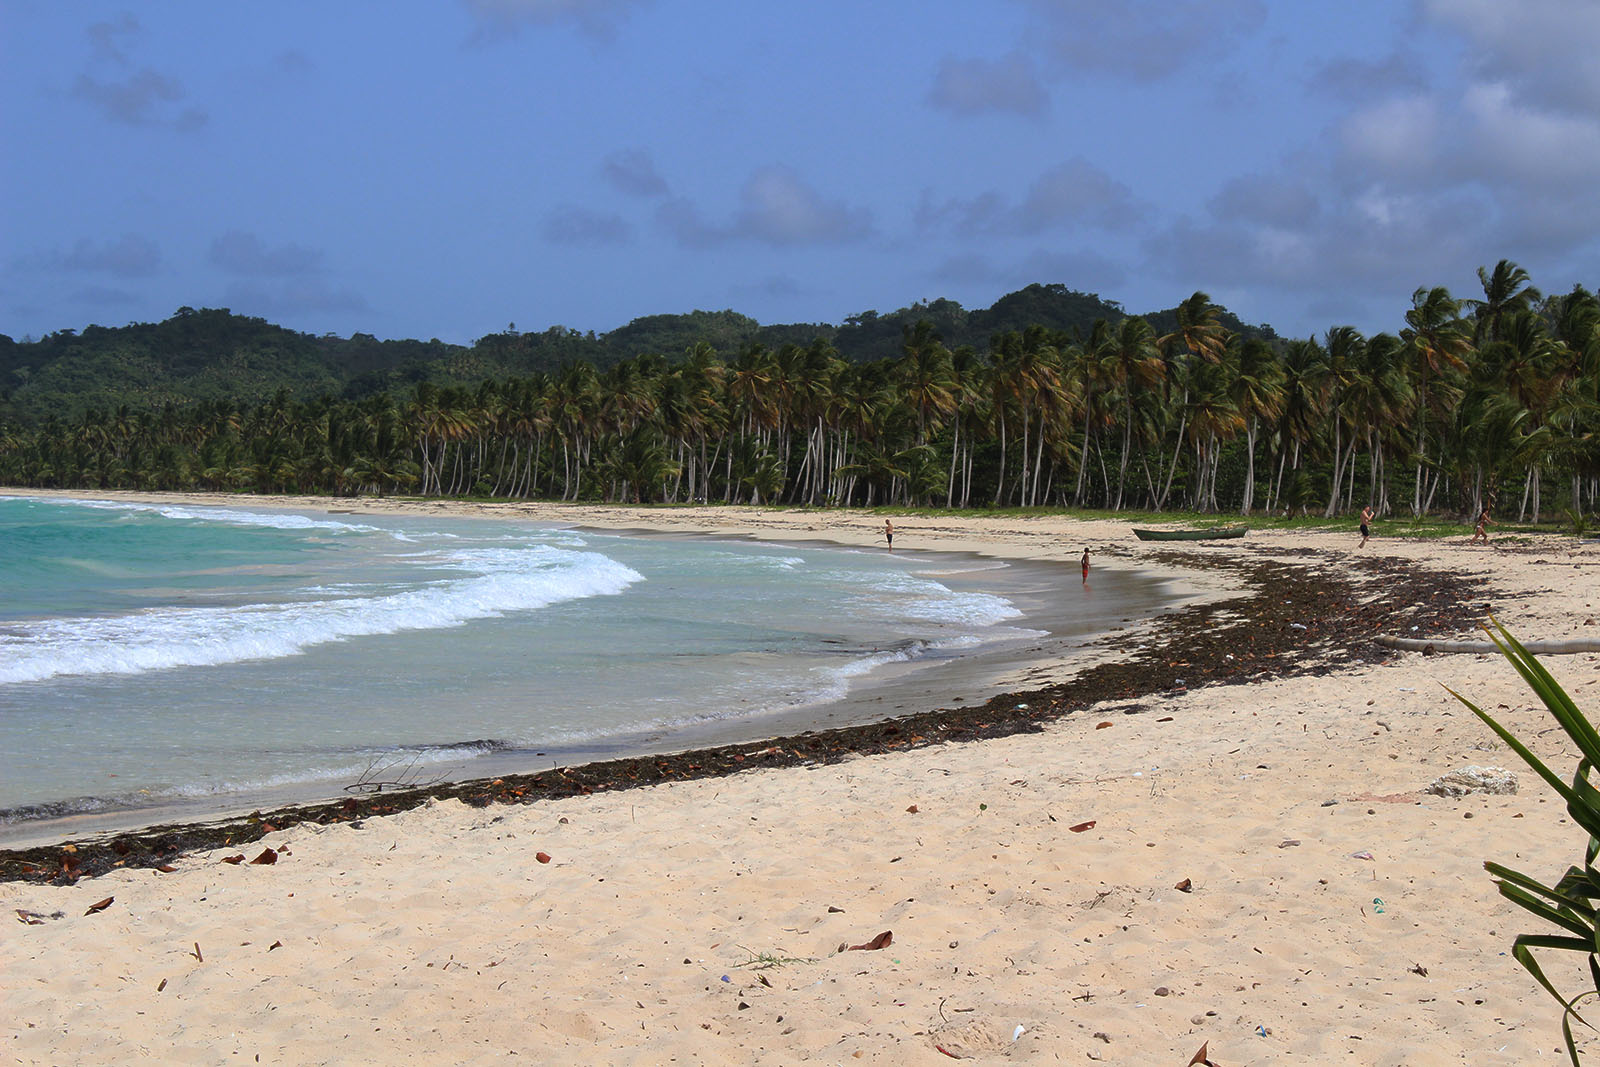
2;495;1123;831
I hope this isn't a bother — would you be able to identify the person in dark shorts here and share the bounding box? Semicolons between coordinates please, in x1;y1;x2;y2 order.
883;519;893;550
1359;504;1374;547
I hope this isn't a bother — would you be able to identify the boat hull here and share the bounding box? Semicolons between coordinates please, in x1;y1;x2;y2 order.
1132;526;1247;541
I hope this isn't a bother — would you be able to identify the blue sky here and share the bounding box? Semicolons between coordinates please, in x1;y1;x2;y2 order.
4;1;1598;345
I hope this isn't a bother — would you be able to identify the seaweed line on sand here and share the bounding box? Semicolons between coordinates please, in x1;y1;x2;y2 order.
0;546;1489;884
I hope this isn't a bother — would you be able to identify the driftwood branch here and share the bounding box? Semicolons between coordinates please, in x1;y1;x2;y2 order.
345;753;447;794
1376;635;1600;655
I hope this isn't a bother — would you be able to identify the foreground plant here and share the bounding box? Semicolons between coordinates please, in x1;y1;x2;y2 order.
1450;620;1600;1063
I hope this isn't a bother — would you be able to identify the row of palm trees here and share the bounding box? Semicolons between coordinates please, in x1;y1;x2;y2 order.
3;262;1598;521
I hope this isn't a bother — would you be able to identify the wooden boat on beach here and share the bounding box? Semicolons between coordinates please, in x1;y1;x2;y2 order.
1132;525;1248;542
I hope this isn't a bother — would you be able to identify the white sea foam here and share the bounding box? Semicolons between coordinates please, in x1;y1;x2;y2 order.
57;496;383;534
852;570;1022;627
0;545;642;685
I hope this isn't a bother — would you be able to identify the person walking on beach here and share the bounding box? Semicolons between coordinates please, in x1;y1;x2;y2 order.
1471;502;1494;544
1080;547;1089;584
883;519;893;550
1358;504;1374;548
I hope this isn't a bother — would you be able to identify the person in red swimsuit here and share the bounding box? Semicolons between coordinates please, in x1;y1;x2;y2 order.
1081;548;1089;584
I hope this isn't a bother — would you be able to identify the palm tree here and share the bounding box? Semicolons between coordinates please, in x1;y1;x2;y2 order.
1266;338;1328;515
1320;326;1366;517
896;320;957;448
1104;316;1164;510
1159;291;1228;364
1402;286;1473;515
1466;259;1541;347
1229;337;1285;515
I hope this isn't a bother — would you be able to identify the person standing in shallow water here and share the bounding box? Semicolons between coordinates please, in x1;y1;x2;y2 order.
1359;505;1374;548
883;519;893;550
1081;548;1089;584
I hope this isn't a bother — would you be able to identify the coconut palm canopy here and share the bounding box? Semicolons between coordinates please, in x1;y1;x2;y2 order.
2;266;1598;523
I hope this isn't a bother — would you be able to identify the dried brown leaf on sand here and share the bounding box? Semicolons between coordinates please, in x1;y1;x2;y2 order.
846;930;893;951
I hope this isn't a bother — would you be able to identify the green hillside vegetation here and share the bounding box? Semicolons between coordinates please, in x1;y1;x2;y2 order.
1;264;1594;527
0;284;1274;425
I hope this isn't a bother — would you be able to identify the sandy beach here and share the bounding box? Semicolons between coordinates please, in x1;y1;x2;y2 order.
5;495;1600;1064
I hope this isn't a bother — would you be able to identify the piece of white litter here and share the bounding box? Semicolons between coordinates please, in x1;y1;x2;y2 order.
1013;1025;1026;1041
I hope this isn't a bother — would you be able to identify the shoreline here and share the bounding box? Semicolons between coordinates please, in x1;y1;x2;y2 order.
0;489;1221;848
7;495;1600;1063
2;493;1472;877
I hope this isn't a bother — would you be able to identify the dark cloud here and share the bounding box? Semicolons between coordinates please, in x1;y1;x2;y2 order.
659;168;872;248
85;13;139;63
209;232;324;277
73;15;208;130
1018;0;1267;82
602;149;669;197
69;285;142;309
274;50;315;74
221;280;368;319
460;0;649;40
730;275;808;302
1018;160;1142;230
927;53;1048;117
52;234;164;278
1018;248;1129;291
72;69;208;130
918;158;1142;236
541;206;633;245
1145;184;1492;317
1308;53;1428;103
1208;174;1321;229
928;248;1128;293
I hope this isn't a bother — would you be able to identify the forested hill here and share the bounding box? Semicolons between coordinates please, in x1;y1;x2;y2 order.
0;286;1275;425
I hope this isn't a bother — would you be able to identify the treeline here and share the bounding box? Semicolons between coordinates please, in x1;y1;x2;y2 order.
0;285;1273;426
1;262;1596;521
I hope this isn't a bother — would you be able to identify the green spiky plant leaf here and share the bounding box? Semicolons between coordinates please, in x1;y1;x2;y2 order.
1448;619;1600;1064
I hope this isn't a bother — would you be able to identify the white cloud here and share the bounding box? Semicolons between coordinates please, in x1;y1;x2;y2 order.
1460;82;1600;186
1338;95;1441;179
1423;0;1600;116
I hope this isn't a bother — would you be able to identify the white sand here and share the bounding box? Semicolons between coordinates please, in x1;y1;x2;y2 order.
5;495;1600;1064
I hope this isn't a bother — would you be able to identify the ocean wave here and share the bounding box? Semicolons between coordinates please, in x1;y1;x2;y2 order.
847;569;1022;627
0;545;643;685
52;496;385;534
